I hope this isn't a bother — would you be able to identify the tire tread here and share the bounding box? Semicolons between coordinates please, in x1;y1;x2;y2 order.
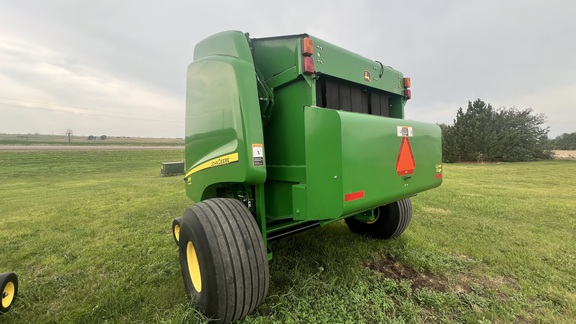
178;198;269;323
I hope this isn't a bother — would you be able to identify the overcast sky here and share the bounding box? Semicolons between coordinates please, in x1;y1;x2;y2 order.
0;1;574;138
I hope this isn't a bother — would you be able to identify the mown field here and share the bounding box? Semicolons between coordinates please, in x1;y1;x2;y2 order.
1;150;575;323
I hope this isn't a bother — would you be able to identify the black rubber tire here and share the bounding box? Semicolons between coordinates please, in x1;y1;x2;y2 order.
178;198;269;324
0;272;18;314
172;217;183;246
345;198;412;239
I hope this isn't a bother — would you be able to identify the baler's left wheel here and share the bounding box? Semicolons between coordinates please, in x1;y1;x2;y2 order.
178;198;269;324
0;272;18;314
345;198;412;239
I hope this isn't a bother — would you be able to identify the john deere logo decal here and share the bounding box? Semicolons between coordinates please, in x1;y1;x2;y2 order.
363;70;371;83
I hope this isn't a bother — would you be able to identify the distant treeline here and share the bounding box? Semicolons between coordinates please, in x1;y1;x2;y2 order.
550;132;576;150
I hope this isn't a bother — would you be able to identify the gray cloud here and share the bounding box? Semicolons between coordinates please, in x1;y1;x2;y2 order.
0;0;574;137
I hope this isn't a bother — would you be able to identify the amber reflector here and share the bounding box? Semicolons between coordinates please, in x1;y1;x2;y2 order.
302;37;314;56
403;77;411;88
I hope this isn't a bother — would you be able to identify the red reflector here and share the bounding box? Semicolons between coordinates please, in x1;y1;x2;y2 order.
404;89;412;100
344;190;364;201
435;173;443;179
303;56;315;75
396;137;415;176
403;77;411;88
302;37;314;56
345;190;365;202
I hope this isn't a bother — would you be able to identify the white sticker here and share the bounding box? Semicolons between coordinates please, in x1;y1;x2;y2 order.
252;144;264;166
397;126;413;137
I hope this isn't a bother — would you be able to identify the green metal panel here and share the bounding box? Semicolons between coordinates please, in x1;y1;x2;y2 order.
251;35;304;84
309;36;406;97
251;34;406;97
184;31;266;203
261;80;310;219
296;106;442;220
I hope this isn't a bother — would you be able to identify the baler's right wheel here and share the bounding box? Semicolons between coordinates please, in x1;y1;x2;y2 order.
178;198;269;324
0;272;18;314
345;198;412;239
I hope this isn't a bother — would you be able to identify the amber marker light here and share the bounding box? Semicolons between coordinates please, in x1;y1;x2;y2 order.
302;37;314;56
403;77;411;88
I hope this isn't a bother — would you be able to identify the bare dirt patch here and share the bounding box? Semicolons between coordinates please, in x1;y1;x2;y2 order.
367;258;451;292
366;257;517;296
554;150;576;160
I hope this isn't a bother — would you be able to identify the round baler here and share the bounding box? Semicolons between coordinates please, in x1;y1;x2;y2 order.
174;31;442;323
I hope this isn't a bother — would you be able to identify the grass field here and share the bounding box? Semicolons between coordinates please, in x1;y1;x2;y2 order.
0;133;183;146
1;151;575;323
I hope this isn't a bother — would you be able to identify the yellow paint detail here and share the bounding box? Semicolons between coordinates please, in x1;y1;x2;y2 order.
366;207;380;224
187;241;202;293
174;224;181;242
435;164;443;173
185;152;239;178
363;70;371;83
2;281;15;308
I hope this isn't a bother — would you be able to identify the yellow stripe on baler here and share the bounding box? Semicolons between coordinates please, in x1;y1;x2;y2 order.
185;152;239;178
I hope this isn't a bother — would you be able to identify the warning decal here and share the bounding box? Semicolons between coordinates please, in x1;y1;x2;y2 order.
252;144;264;166
397;126;413;137
396;137;416;176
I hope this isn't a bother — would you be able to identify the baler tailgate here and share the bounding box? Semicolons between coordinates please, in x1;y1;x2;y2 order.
295;106;442;220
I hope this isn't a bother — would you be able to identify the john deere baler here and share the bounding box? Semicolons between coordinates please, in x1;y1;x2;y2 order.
173;31;442;323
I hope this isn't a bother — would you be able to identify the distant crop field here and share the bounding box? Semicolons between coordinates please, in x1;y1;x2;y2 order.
1;151;574;323
554;150;576;160
0;133;184;146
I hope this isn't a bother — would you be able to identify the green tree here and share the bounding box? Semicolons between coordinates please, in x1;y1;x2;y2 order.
438;123;458;162
493;107;551;161
551;132;576;150
442;99;553;162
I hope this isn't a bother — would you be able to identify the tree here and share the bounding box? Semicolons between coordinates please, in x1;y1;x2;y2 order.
551;132;576;150
442;99;553;162
100;135;107;140
88;135;95;140
65;129;73;142
438;123;457;162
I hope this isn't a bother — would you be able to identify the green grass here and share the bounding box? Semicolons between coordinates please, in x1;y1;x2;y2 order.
1;152;575;323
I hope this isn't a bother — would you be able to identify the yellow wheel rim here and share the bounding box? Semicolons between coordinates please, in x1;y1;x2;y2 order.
2;281;15;309
174;224;180;242
366;207;380;224
187;241;202;292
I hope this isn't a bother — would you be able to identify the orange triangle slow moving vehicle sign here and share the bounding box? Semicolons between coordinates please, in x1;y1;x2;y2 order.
396;137;415;176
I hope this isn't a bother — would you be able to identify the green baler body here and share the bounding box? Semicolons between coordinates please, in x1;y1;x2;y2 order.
184;31;442;246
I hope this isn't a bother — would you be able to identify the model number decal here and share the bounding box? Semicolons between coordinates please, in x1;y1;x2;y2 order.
185;152;239;178
211;156;232;167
